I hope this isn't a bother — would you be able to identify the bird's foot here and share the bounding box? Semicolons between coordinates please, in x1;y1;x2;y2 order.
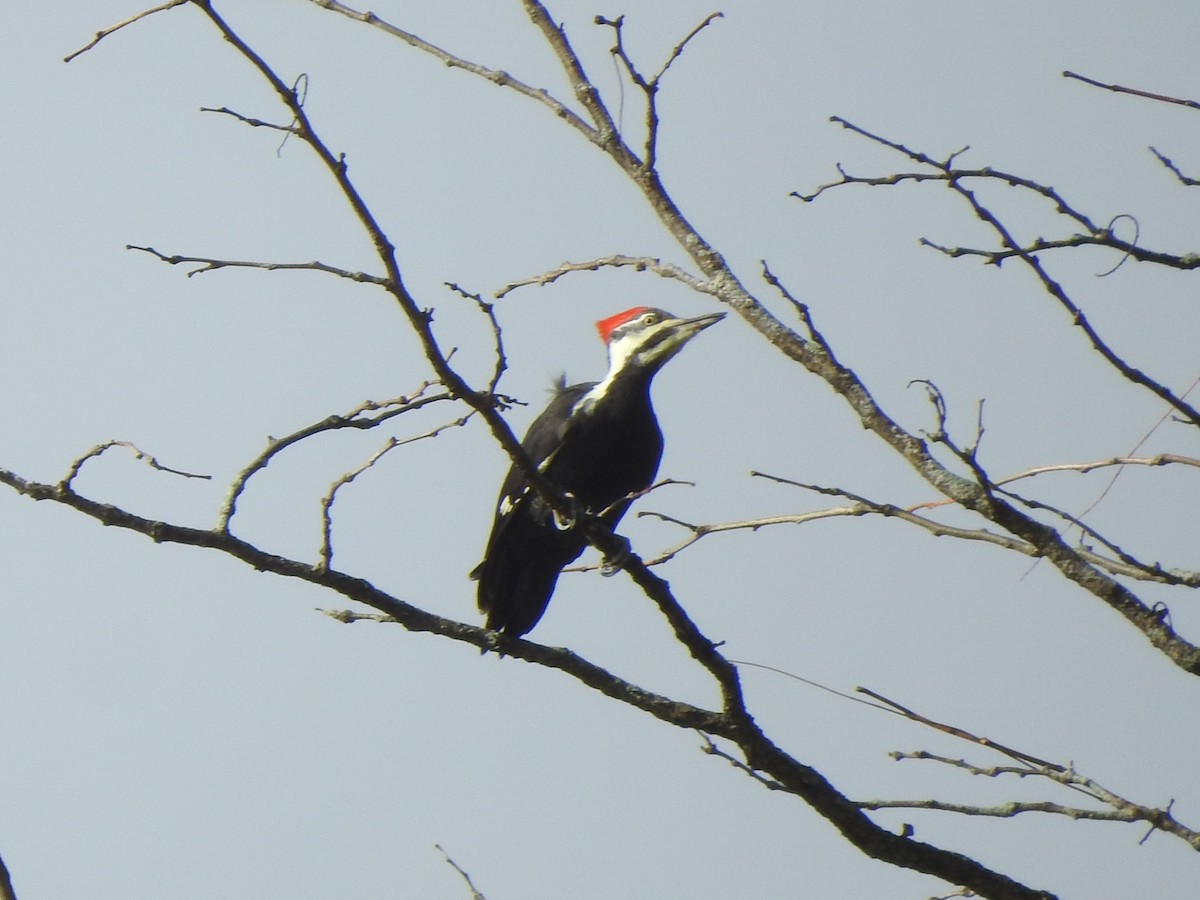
480;628;516;658
552;492;586;531
600;535;632;577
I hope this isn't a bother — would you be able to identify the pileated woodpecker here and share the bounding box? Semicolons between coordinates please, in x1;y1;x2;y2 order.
471;306;724;638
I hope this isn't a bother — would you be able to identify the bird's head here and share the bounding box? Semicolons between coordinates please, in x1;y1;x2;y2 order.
595;306;725;376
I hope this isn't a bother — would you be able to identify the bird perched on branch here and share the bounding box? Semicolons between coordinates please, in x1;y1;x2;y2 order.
471;306;724;638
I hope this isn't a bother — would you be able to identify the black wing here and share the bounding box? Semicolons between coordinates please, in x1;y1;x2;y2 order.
471;381;594;636
490;380;592;521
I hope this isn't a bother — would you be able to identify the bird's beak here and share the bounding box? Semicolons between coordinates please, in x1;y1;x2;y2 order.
669;311;726;338
622;309;725;372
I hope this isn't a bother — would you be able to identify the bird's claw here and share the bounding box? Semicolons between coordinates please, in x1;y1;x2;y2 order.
552;493;586;531
600;536;632;577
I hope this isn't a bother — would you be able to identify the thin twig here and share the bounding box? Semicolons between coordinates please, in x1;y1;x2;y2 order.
1074;377;1200;521
857;688;1063;771
199;105;299;135
495;254;712;298
319;413;474;569
698;732;787;791
867;752;1200;850
1150;147;1200;187
64;0;189;62
801;118;1200;428
308;0;597;142
220;387;452;531
128;244;389;284
595;12;722;171
1062;71;1200;112
746;469;1200;587
444;282;509;395
920;232;1200;271
61;440;211;490
434;845;487;900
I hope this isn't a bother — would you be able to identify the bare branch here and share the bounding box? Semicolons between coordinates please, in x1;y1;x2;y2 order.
921;232;1200;271
999;453;1200;482
319;413;474;569
444;283;510;395
636;504;868;567
495;254;712;298
435;845;487;900
1150;146;1200;187
858;688;1063;771
1062;70;1200;112
798;118;1200;428
868;752;1200;850
95;4;750;729
64;0;188;62
44;6;1199;895
128;244;389;284
726;662;1200;851
2;462;732;732
308;0;597;143
654;13;724;82
148;2;590;569
995;483;1178;583
648;474;1197;587
292;0;1200;688
199;105;299;135
220;386;453;532
594;12;723;172
698;732;788;791
319;608;395;624
521;1;625;150
12;461;966;897
62;440;211;490
1073;379;1200;524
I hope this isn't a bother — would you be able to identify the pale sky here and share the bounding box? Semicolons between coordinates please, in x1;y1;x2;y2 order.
2;2;1198;898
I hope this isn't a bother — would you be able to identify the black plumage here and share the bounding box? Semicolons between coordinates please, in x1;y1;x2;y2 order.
471;307;723;638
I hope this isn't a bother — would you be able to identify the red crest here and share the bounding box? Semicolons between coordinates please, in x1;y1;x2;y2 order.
595;307;651;344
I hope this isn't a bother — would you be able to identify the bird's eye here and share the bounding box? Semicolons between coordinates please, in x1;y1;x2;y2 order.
643;313;658;325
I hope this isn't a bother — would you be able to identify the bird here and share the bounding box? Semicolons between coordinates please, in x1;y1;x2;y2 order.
471;306;724;638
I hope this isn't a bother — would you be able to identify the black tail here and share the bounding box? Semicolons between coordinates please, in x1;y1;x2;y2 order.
472;514;586;637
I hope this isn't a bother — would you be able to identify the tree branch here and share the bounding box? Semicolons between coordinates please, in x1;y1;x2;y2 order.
219;386;453;532
1063;70;1200;112
495;254;713;298
319;412;475;569
64;0;189;62
868;751;1200;851
0;456;1057;899
128;244;389;283
62;440;211;488
797;119;1200;428
308;0;598;142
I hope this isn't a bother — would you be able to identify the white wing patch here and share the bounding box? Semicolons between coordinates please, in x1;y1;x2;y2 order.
497;493;519;517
